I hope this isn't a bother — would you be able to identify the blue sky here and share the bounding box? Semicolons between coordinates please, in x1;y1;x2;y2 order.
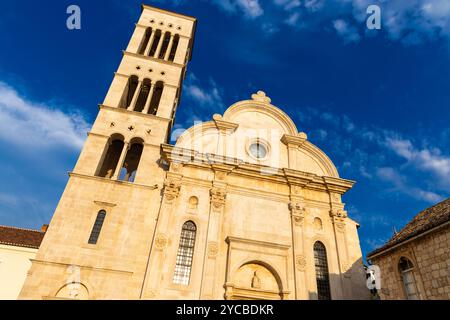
0;0;449;258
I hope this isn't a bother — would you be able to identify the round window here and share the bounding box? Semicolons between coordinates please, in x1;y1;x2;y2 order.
249;142;267;159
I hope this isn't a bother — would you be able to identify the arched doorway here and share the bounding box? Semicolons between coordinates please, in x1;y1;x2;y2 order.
227;262;283;300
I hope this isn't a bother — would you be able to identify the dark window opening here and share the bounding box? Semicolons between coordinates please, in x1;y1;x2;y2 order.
148;81;164;115
118;141;143;182
97;138;124;179
120;76;139;109
138;28;152;55
314;241;331;300
168;34;179;62
134;79;151;112
158;32;171;59
148;30;162;57
88;210;106;244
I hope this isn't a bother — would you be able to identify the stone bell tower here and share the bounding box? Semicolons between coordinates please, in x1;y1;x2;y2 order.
19;5;197;299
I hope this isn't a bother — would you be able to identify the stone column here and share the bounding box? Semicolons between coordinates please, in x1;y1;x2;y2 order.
164;34;175;60
142;84;155;114
112;142;129;180
288;190;308;299
200;185;227;299
141;177;181;298
155;32;166;59
145;31;156;56
329;203;349;299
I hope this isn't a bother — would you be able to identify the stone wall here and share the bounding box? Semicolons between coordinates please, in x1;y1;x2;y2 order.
371;224;450;300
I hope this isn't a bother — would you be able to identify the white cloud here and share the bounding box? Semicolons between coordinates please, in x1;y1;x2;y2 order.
366;237;389;250
285;12;301;27
0;192;19;206
304;0;324;12
184;74;224;108
333;19;361;43
0;82;89;150
274;0;301;11
376;167;443;203
237;0;264;17
215;0;450;45
298;106;448;202
385;137;450;180
212;0;263;18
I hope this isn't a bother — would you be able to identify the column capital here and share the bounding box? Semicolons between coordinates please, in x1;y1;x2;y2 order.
210;187;227;211
289;201;306;226
163;178;181;202
330;209;347;231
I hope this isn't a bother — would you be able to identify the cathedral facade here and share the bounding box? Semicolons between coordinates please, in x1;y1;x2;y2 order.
19;5;368;300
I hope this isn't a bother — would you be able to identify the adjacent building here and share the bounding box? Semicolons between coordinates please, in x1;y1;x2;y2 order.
18;5;368;300
0;225;46;299
367;198;450;300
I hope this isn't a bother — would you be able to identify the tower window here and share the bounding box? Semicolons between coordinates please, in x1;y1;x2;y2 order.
173;221;197;285
118;139;144;182
314;241;331;300
134;78;152;112
138;28;152;55
148;81;164;115
96;136;125;179
158;32;171;59
168;34;180;62
148;29;162;57
120;75;139;109
88;210;106;245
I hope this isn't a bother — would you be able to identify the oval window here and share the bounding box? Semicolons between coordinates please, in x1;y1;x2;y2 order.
249;142;267;159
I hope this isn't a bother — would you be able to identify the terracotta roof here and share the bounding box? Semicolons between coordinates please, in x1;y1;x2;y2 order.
368;197;450;258
0;225;46;249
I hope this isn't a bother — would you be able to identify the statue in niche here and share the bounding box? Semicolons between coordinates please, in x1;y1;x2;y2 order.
188;196;199;210
251;271;261;289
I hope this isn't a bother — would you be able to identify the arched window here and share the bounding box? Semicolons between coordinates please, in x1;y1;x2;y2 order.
314;241;331;300
173;221;197;285
148;81;164;115
168;34;179;62
118;138;144;182
398;257;419;300
96;135;125;179
120;75;139;109
138;27;152;55
88;210;106;244
133;78;152;112
148;29;162;57
158;32;171;59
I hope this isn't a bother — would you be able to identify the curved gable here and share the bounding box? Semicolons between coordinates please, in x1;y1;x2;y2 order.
175;91;339;178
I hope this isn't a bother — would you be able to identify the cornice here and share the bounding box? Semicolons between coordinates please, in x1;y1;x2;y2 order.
160;144;354;195
281;133;307;147
99;104;173;122
31;259;134;275
226;236;291;250
134;23;193;40
122;51;185;70
69;172;159;190
212;114;239;133
141;4;197;22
